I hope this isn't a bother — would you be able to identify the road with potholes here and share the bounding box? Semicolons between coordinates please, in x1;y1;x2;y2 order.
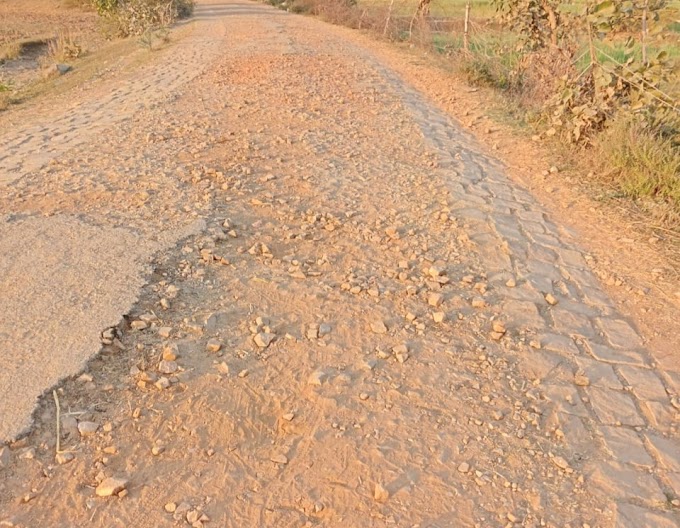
0;1;678;526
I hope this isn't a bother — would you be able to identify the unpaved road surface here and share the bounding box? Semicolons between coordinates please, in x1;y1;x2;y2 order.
1;1;679;527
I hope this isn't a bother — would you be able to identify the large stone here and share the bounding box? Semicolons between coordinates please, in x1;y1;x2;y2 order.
543;384;589;418
617;366;668;401
613;502;679;528
645;434;680;473
95;477;128;497
595;318;643;349
587;343;647;367
587;387;645;426
586;462;665;505
599;426;653;466
573;356;623;389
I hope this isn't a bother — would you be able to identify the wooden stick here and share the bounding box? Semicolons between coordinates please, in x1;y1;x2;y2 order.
53;390;61;454
464;0;471;51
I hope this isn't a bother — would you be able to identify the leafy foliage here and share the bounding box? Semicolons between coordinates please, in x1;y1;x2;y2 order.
94;0;195;37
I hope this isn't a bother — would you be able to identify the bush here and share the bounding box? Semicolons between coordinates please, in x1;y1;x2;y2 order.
94;0;195;37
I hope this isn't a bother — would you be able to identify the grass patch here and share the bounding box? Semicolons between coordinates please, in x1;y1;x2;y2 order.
597;116;680;215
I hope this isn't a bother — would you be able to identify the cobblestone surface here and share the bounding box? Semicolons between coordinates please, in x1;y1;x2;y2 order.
0;1;677;526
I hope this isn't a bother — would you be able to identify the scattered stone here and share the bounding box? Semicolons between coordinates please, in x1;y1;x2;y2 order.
238;369;249;378
306;324;320;340
471;297;486;309
506;278;516;288
158;360;178;374
254;332;276;348
78;421;99;437
270;453;288;464
374;483;390;502
55;452;75;465
370;320;388;334
206;339;222;353
433;312;446;323
55;63;72;75
95;477;128;497
131;320;148;331
574;372;590;386
155;377;171;390
162;344;178;361
216;362;230;375
551;456;570;471
308;370;327;386
0;446;10;468
165;502;177;513
457;462;470;474
158;327;172;339
393;344;409;363
282;413;295;421
359;392;369;400
428;292;444;307
545;293;558;306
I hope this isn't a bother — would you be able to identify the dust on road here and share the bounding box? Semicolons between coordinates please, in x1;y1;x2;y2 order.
0;1;678;527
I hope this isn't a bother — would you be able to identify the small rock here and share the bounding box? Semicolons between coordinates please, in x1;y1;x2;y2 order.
551;456;570;470
55;452;75;465
574;373;590;386
165;502;177;513
471;297;486;309
308;370;327;386
131;320;148;331
270;453;288;464
428;292;444;307
56;63;72;75
306;324;320;340
392;344;409;363
158;360;178;374
545;293;558;306
158;327;172;338
206;339;222;353
374;483;389;502
162;344;178;361
457;462;470;473
238;369;249;378
433;312;446;323
0;446;11;468
95;477;128;497
254;332;276;348
370;320;388;334
506;278;516;288
282;413;295;421
359;392;369;400
78;421;99;437
155;377;171;390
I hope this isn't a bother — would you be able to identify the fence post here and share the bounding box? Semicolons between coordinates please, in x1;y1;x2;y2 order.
464;0;471;51
641;0;649;66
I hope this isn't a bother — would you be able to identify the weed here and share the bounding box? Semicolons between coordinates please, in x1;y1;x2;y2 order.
597;115;680;214
0;41;22;63
46;31;83;63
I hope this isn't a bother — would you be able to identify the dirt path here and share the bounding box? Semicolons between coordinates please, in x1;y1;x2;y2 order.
1;2;678;527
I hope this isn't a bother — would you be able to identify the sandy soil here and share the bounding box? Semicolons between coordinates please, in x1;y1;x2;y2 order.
0;1;678;527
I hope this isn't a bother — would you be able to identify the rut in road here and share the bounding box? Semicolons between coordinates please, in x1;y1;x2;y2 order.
1;2;679;528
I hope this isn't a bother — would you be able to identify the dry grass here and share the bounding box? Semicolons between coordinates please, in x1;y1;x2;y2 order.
0;41;22;63
596;116;680;224
45;31;83;64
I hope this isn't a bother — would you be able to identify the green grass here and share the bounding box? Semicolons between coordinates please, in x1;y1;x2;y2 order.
598;116;680;211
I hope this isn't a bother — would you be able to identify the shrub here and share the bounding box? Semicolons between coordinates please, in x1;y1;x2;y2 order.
95;0;195;37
